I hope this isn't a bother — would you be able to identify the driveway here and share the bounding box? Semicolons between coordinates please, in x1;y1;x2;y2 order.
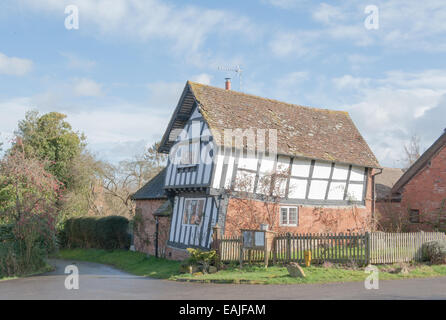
0;259;445;300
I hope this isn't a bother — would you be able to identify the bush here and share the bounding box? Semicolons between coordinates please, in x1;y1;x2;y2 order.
0;240;46;278
422;240;446;264
62;216;130;250
0;224;14;242
185;248;218;274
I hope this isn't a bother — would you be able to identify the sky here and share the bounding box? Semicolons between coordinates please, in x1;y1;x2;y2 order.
1;0;446;167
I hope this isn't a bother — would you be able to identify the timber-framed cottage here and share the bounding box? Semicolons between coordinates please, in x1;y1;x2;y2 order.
133;80;381;260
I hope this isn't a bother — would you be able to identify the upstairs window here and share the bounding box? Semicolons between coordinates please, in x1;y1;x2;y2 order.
409;209;420;223
183;198;205;226
280;206;298;226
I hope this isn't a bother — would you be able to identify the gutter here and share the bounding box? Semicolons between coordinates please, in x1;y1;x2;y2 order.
371;167;383;230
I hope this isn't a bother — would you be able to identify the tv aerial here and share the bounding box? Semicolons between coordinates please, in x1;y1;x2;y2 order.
218;65;243;91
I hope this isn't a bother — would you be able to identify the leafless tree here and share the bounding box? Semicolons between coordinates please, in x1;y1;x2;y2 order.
403;134;421;170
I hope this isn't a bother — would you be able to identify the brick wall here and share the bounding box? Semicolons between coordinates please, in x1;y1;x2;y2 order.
395;144;446;231
165;246;190;261
224;172;374;236
134;199;171;257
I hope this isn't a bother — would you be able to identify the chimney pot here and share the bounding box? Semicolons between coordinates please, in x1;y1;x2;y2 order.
225;78;231;90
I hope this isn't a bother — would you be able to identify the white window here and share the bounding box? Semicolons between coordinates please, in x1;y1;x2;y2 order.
183;198;205;225
280;206;298;226
178;140;200;166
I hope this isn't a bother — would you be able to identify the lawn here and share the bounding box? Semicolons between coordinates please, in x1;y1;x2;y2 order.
56;249;446;285
57;249;182;279
175;263;446;284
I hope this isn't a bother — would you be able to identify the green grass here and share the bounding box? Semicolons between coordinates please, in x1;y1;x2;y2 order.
174;263;446;284
56;249;182;279
55;249;446;285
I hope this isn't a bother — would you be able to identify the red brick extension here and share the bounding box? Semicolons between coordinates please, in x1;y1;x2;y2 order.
134;200;170;257
378;144;446;231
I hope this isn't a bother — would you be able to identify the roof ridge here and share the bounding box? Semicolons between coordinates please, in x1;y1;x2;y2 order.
187;80;349;115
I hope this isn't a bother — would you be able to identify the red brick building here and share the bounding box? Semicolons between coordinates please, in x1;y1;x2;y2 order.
134;80;381;260
384;132;446;232
132;169;172;258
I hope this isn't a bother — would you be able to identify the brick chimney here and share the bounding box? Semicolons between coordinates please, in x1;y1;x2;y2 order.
225;78;231;90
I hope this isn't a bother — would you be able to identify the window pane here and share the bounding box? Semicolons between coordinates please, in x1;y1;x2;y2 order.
280;208;288;225
192;200;205;225
289;208;298;225
410;209;420;223
183;200;191;224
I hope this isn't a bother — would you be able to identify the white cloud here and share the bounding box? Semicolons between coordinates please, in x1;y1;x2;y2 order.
262;0;310;9
191;73;212;85
146;81;185;112
269;32;314;57
312;3;345;25
0;52;33;76
61;52;96;71
20;0;258;58
72;78;104;97
337;70;446;167
333;75;370;90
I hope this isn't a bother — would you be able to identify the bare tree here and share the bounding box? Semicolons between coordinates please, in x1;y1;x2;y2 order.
224;165;290;235
403;134;421;170
100;142;167;217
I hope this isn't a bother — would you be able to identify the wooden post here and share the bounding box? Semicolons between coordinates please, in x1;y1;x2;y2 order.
286;233;291;263
365;232;370;265
212;225;221;268
239;234;243;269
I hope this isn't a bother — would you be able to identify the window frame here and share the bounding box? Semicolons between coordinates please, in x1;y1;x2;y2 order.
409;209;420;224
279;206;299;227
182;198;206;226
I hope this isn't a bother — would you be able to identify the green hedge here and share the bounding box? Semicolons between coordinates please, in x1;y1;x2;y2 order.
63;216;130;250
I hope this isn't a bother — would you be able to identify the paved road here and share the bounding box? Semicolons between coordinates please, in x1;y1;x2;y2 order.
0;259;445;299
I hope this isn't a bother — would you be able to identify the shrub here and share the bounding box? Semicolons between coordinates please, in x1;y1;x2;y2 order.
0;224;14;242
186;248;218;274
422;240;446;264
62;216;130;250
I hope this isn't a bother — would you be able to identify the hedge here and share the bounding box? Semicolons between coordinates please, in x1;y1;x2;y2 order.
62;216;130;250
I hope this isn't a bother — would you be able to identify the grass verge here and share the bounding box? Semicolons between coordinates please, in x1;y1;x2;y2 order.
174;263;446;284
55;249;446;285
56;249;181;279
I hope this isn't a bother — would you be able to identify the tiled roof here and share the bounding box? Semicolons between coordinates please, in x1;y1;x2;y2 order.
188;81;380;168
131;168;167;200
154;200;172;216
375;167;404;200
392;131;446;193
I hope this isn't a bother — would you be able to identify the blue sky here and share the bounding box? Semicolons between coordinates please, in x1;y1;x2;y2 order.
1;0;446;167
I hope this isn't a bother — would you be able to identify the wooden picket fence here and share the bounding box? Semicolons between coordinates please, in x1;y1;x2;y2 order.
219;236;268;262
217;231;446;265
369;232;446;264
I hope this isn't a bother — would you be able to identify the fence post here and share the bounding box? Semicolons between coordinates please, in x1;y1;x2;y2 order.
212;225;221;267
286;233;291;263
365;232;371;265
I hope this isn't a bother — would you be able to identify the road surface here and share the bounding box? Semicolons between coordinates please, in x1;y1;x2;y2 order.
0;259;445;299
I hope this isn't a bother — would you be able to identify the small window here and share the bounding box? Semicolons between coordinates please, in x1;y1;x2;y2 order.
179;141;200;166
183;198;205;226
279;206;298;226
409;209;420;223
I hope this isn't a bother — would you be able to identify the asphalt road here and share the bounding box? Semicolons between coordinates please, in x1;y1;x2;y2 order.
0;259;445;300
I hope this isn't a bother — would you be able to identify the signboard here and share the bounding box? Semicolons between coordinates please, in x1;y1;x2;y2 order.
255;232;264;246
